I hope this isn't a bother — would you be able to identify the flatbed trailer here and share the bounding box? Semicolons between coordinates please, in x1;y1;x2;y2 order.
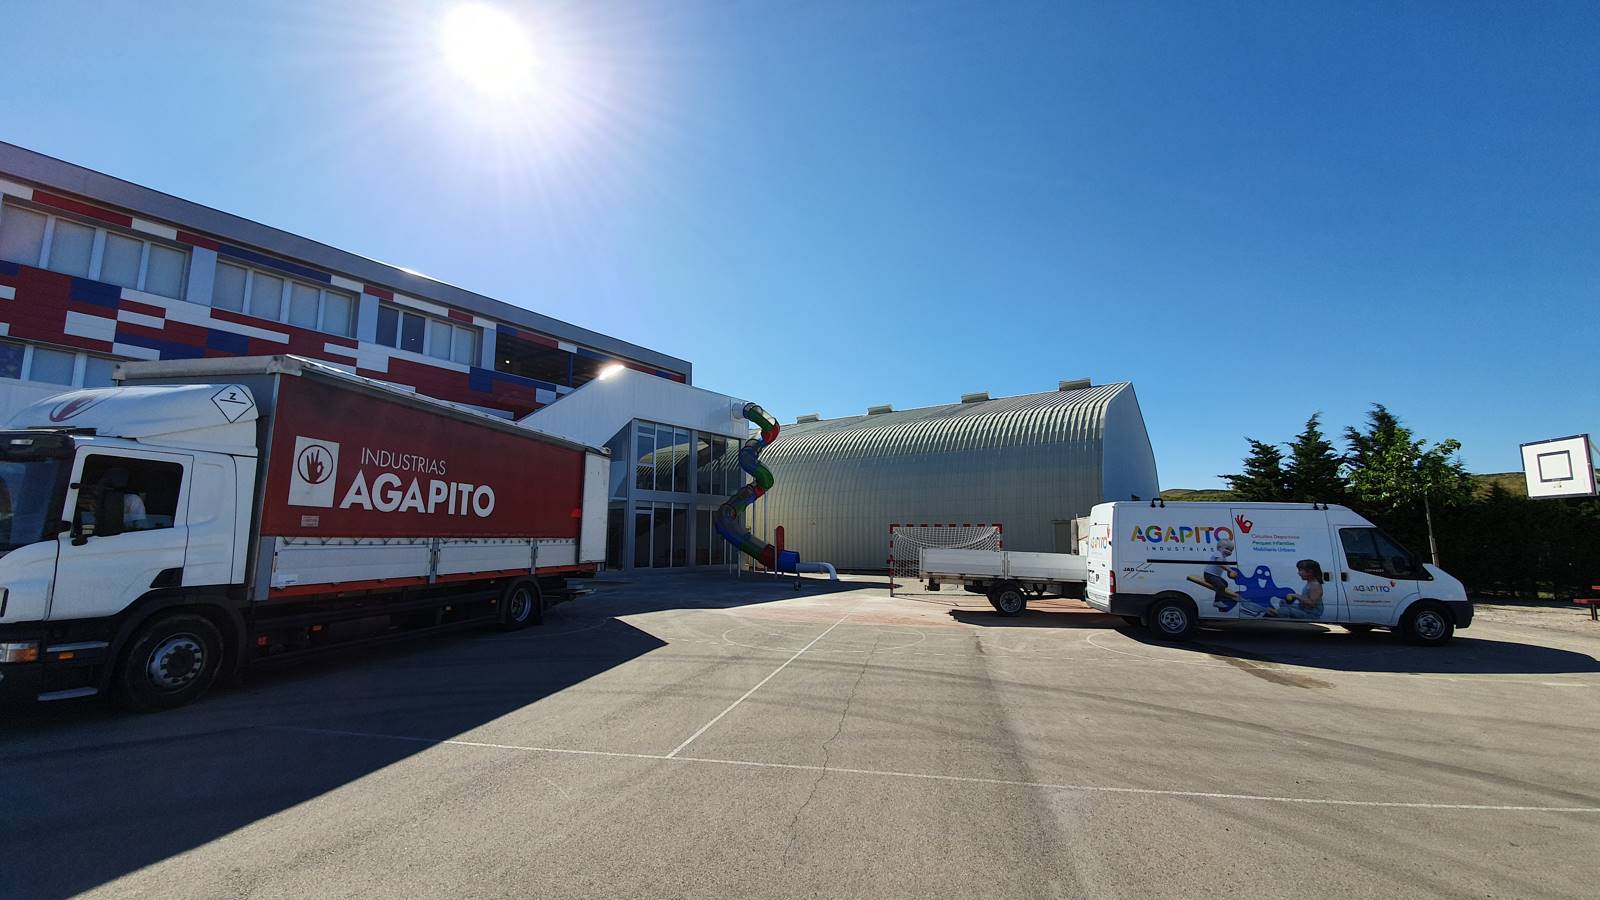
920;548;1089;616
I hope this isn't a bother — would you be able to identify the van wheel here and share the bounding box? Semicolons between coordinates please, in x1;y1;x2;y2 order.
497;579;543;631
1148;597;1197;641
1399;601;1453;646
991;585;1027;617
1343;623;1377;634
115;613;225;712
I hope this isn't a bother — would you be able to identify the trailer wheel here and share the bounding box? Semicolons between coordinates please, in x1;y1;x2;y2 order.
1148;596;1197;641
114;613;225;712
1398;601;1453;646
497;579;544;631
991;585;1027;617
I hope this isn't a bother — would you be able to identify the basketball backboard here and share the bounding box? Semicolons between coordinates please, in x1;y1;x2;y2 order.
1520;434;1597;499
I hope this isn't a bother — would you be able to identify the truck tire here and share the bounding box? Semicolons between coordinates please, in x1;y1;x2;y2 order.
114;613;225;712
991;585;1027;617
1398;601;1454;646
497;578;543;631
1147;596;1197;641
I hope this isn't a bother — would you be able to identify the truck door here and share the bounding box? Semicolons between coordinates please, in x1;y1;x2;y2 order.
1229;508;1337;620
52;448;192;621
1333;526;1424;625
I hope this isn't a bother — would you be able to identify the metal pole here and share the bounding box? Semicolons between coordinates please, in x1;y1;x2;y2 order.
1423;493;1440;567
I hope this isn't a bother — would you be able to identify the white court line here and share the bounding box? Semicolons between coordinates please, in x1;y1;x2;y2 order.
665;605;859;758
261;725;1600;814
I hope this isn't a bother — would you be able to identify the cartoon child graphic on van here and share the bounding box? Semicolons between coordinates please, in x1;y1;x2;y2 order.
1273;559;1325;619
1200;539;1238;611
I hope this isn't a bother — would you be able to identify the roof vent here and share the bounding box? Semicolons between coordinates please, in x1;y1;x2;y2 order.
960;391;989;404
1058;378;1091;392
795;413;820;424
867;404;893;416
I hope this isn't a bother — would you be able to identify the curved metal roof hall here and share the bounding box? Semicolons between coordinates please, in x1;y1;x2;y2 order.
757;381;1160;570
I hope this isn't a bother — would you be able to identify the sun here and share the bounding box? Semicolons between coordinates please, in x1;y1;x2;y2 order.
439;3;537;99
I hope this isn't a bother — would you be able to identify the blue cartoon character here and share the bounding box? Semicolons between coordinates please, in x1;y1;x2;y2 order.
1229;565;1298;618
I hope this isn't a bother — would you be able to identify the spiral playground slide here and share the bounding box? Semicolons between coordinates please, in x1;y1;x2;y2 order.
714;402;836;579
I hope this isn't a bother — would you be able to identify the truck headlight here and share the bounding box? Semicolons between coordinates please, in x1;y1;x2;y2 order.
0;641;39;664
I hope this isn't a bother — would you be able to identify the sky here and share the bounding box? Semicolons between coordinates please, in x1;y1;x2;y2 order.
3;0;1596;488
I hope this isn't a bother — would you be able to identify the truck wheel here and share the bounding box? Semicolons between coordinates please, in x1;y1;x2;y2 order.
1399;601;1454;646
992;585;1027;617
497;579;543;631
1148;597;1197;641
115;613;225;712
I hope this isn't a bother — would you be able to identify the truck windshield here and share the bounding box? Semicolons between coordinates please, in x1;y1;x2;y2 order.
0;434;72;553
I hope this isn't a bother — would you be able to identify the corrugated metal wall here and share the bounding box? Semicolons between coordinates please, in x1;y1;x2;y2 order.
758;383;1159;570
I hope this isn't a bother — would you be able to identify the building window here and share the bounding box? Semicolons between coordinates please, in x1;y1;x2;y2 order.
698;436;737;496
83;355;117;387
211;261;356;338
0;200;189;300
635;422;656;491
496;331;572;385
0;339;119;388
375;304;479;365
696;508;727;566
632;422;696;494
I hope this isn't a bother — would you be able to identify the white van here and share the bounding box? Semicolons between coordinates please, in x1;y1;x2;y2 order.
1083;501;1472;644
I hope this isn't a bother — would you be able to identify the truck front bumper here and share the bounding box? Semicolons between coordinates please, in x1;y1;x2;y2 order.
0;660;44;702
0;623;44;702
0;623;108;702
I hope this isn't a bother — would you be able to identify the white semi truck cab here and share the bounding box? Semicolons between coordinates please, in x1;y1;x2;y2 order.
0;356;608;710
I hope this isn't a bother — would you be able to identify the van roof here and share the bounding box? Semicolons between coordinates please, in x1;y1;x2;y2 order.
1100;500;1352;512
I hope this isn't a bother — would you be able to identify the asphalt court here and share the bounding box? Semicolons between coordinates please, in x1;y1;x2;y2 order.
7;573;1600;898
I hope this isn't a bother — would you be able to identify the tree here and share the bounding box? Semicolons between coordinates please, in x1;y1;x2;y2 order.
1282;413;1346;504
1223;438;1289;501
1343;404;1472;513
1343;404;1472;564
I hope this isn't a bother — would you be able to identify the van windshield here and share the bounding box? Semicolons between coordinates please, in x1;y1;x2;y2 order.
0;434;73;553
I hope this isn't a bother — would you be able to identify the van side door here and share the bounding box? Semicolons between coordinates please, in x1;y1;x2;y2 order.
1228;508;1337;620
1334;526;1424;625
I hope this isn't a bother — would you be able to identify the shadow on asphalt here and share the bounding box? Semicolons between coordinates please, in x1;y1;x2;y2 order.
0;572;860;899
950;604;1600;676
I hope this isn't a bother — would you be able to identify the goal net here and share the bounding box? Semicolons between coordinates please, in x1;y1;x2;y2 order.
887;523;1002;597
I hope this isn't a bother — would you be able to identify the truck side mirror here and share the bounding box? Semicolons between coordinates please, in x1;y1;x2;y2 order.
69;512;87;546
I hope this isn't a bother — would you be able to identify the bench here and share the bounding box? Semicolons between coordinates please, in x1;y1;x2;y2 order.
1577;590;1600;621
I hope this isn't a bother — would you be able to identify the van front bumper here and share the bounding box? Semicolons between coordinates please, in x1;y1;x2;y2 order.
1089;593;1160;618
